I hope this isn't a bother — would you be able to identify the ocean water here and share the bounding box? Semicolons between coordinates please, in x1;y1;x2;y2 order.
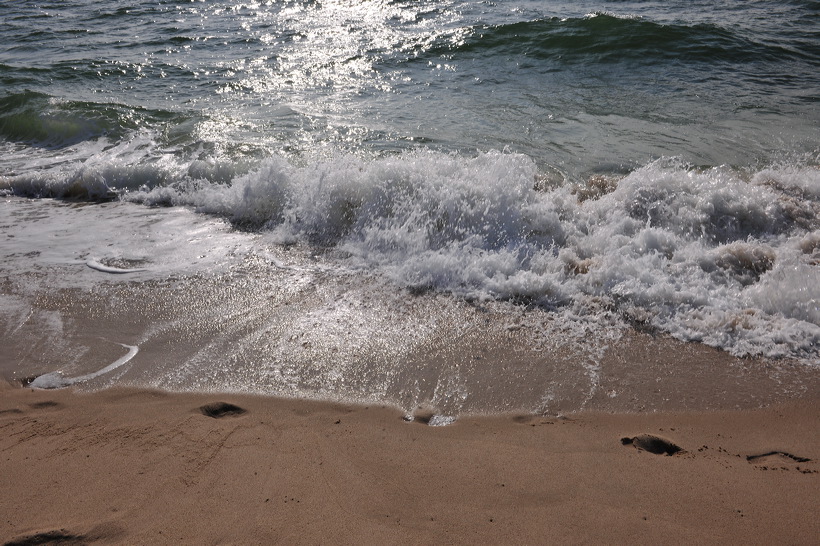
1;1;818;412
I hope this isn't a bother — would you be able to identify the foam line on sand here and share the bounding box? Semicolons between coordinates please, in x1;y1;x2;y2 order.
28;343;139;390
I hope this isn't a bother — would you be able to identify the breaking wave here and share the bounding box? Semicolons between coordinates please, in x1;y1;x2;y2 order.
5;146;817;361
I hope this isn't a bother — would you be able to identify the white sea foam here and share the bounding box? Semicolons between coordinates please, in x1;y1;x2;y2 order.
86;259;148;274
3;149;819;362
29;343;139;389
0;197;258;289
427;415;458;427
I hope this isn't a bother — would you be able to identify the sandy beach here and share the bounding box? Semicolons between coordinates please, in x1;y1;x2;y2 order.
2;377;817;545
2;0;820;543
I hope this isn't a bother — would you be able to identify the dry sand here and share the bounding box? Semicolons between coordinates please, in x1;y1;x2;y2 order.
1;378;817;545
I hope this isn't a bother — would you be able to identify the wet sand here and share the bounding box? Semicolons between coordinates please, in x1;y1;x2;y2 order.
3;258;819;417
1;380;818;544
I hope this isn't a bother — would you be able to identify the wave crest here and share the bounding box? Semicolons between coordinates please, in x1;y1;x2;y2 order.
3;147;819;361
417;13;810;67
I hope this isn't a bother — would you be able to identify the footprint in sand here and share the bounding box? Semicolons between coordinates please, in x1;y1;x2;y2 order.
4;529;85;546
3;529;87;546
621;434;683;456
5;522;124;546
199;402;247;418
29;401;61;410
746;451;815;472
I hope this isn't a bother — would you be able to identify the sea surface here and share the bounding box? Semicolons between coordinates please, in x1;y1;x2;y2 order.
1;1;818;414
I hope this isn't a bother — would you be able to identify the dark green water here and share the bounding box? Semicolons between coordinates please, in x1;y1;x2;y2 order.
1;0;818;178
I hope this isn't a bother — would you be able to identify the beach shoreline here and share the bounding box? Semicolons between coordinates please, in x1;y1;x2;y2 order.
2;0;820;541
2;379;817;544
3;207;818;418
